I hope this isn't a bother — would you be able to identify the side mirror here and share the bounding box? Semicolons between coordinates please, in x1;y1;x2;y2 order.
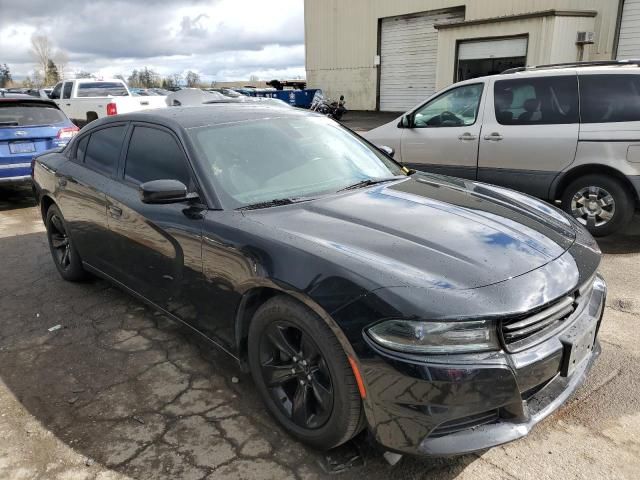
139;179;193;204
377;145;395;157
399;114;413;129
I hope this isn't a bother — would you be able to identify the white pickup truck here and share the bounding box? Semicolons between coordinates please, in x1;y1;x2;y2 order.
49;79;166;127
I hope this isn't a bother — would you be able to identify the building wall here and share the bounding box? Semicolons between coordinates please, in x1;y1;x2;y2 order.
305;0;622;110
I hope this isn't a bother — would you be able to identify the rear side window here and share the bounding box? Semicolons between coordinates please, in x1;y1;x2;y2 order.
0;103;67;126
76;82;129;97
84;126;126;176
580;74;640;123
124;126;192;187
62;82;73;99
494;76;579;125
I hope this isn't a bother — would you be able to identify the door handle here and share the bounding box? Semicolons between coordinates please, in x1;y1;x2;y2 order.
458;133;477;141
108;205;122;218
65;103;71;106
484;132;504;141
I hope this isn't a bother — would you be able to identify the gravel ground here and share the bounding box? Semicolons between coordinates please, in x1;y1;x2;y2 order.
0;180;639;480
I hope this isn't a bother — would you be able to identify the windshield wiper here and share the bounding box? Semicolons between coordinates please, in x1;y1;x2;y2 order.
238;197;311;211
337;176;404;192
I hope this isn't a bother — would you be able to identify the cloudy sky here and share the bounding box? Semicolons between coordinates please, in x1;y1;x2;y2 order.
0;0;305;83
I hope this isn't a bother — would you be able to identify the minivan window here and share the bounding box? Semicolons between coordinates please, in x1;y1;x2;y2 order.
84;126;126;176
62;82;73;99
580;74;640;123
413;83;484;127
124;126;192;187
494;76;579;125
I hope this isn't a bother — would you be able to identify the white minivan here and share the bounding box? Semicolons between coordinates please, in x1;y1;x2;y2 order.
365;61;640;236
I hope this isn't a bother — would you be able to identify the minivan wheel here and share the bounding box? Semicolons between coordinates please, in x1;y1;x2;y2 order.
247;296;364;450
561;175;634;237
45;204;87;281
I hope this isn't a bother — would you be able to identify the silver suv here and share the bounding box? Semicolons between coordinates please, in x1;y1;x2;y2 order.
365;60;640;236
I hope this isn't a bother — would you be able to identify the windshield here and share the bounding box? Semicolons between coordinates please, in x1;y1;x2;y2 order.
190;116;405;209
77;82;129;97
0;104;67;126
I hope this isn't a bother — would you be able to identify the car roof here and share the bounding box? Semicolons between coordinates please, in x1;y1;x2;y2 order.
90;103;315;130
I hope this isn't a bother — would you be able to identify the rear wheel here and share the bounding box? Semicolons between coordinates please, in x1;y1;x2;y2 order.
247;296;363;450
45;204;87;281
561;175;634;237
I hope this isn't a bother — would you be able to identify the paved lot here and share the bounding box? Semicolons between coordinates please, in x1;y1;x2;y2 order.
1;180;639;480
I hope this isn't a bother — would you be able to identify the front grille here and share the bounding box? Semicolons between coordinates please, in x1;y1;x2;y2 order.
430;410;500;438
501;275;595;352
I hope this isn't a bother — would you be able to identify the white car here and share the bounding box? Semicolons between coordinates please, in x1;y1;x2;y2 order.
365;60;640;236
49;79;166;127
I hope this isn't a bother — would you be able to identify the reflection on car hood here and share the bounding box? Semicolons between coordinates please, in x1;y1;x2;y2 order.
252;173;578;290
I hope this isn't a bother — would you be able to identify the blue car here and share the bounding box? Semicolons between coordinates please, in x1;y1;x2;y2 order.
0;94;78;185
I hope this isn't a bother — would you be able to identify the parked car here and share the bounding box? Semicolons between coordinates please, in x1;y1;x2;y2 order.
32;104;605;457
49;78;166;127
365;60;640;236
0;94;77;185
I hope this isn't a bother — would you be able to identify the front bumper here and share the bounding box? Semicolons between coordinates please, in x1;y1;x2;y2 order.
360;274;606;456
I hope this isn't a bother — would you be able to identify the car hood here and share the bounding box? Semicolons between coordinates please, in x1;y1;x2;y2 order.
249;174;578;290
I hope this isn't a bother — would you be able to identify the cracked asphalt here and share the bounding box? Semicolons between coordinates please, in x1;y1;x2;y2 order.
1;183;639;480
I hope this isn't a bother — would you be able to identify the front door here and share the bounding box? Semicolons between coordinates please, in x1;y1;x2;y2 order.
400;82;485;180
477;75;580;198
105;123;205;323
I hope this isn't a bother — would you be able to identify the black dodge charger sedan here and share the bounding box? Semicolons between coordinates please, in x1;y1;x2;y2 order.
32;104;605;457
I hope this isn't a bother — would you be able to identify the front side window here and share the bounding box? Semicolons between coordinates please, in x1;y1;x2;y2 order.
84;126;126;176
190;116;405;209
124;126;192;187
50;83;62;99
62;82;73;99
494;76;578;125
412;84;484;127
580;74;640;123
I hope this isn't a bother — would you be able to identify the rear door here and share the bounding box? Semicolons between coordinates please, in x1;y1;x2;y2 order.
477;74;579;198
399;82;485;179
55;124;127;271
105;123;205;320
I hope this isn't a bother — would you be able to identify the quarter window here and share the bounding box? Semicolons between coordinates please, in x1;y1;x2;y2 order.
75;136;89;163
494;76;579;125
413;84;484;127
84;126;126;176
124;126;192;187
580;74;640;123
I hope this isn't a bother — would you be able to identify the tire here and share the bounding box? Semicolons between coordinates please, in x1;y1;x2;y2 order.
247;296;364;450
561;174;635;237
45;204;87;281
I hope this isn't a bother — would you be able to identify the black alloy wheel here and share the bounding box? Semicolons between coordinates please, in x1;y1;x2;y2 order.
248;296;364;450
46;204;87;281
259;321;334;429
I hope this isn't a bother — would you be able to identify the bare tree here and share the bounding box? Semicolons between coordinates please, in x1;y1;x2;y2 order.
32;69;43;88
185;70;200;87
55;50;69;81
249;74;259;82
171;73;183;88
30;35;54;83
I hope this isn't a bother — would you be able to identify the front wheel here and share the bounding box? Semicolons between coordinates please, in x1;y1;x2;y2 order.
561;174;635;237
247;296;364;450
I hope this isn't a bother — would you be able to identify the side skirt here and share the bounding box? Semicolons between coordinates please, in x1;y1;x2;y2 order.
82;262;241;363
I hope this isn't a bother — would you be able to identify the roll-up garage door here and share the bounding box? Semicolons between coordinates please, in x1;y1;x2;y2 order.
618;0;640;59
458;37;528;61
379;9;464;112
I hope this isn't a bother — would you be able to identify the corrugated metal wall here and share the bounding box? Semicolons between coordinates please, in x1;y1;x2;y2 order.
617;0;640;58
305;0;622;110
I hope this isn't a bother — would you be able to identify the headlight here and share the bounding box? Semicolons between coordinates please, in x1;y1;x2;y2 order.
367;319;499;354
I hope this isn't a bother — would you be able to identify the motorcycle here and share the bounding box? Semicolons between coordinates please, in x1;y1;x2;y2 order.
310;91;347;120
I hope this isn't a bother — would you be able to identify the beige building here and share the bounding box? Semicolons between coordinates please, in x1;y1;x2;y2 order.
304;0;640;111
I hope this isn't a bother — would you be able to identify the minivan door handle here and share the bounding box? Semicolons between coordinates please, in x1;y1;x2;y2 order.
108;205;123;218
484;132;504;141
458;133;477;141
